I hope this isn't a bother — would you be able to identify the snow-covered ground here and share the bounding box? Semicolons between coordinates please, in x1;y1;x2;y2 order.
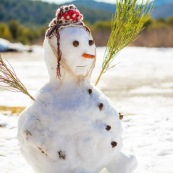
0;47;173;173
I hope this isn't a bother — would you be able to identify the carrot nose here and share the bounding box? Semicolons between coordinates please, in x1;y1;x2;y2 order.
82;53;95;59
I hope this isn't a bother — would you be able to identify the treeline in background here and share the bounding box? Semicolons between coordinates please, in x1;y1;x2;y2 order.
0;20;46;45
0;17;173;47
0;0;173;47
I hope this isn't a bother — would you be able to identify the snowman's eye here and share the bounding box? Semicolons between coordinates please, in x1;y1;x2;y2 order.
73;41;79;47
89;40;94;46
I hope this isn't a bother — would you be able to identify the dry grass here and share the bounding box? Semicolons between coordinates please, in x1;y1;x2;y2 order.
0;55;35;101
0;106;25;115
132;27;173;47
93;26;173;48
93;30;110;47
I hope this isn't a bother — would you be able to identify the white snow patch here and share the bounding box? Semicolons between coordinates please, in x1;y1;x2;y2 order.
0;47;173;173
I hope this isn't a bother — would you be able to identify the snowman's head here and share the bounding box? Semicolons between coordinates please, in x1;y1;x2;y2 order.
44;5;96;82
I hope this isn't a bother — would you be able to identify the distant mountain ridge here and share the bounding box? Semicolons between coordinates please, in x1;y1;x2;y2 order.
152;0;173;18
0;0;115;25
0;0;172;27
63;0;115;23
154;0;173;6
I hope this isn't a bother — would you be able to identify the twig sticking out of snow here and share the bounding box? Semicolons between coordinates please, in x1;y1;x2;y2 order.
95;0;153;85
0;55;35;101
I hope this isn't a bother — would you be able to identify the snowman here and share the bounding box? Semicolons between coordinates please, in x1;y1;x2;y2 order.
18;5;137;173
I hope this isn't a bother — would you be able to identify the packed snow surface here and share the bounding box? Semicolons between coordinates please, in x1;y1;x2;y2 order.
0;47;173;173
0;38;31;52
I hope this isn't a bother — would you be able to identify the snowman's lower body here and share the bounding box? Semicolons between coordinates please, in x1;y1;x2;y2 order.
19;130;136;173
18;86;137;173
21;148;136;173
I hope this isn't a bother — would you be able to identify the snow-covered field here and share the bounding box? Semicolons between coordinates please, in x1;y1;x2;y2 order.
0;46;173;173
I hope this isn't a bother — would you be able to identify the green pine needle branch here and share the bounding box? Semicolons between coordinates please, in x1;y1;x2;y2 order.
0;55;35;101
95;0;153;85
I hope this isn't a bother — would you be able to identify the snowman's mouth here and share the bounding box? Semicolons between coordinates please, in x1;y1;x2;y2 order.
76;65;87;68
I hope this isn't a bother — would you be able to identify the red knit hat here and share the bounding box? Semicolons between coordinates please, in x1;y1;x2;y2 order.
56;5;83;24
46;4;90;38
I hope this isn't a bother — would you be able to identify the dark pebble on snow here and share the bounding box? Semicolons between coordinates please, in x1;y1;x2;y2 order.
98;103;103;110
111;141;117;148
88;89;92;95
106;125;111;131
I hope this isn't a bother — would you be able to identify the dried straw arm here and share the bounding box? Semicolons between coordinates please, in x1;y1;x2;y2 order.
0;55;35;101
95;0;153;85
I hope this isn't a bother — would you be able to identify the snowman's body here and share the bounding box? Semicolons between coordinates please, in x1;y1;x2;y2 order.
18;5;136;173
18;81;126;173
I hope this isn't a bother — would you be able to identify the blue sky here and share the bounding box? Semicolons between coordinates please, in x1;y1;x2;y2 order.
41;0;151;5
42;0;117;4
